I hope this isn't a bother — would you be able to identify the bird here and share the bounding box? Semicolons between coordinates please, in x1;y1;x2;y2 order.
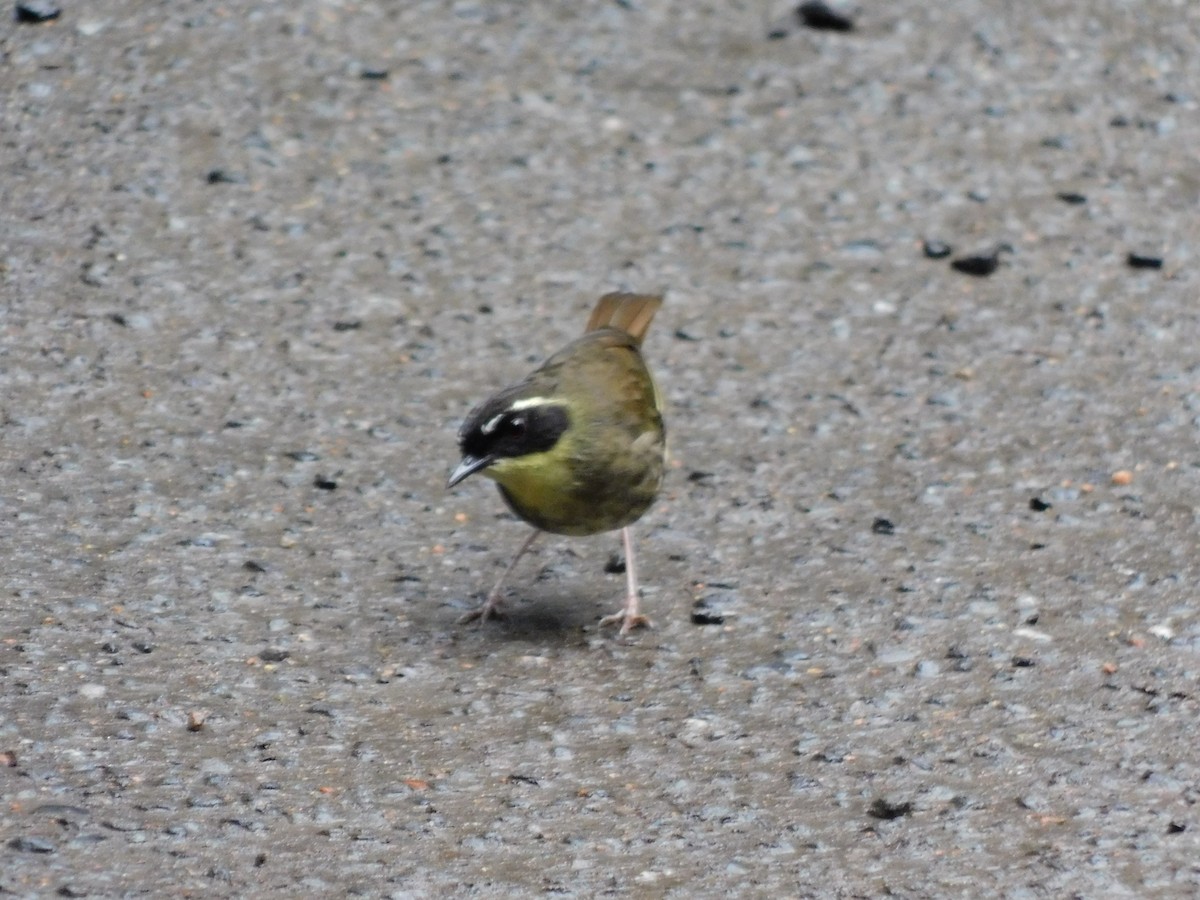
447;292;666;635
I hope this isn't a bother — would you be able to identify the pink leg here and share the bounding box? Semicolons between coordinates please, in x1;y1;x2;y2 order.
458;529;541;625
598;526;652;636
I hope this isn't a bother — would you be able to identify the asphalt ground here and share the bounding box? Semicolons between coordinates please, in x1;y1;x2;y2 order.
2;1;1198;895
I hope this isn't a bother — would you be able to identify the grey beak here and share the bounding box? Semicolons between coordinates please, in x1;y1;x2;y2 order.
447;454;493;489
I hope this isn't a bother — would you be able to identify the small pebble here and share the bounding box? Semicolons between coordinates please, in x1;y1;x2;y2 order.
691;608;725;626
797;0;855;32
206;169;245;185
951;250;1003;277
8;835;56;853
923;239;952;259
1127;252;1163;270
15;1;61;23
867;797;912;820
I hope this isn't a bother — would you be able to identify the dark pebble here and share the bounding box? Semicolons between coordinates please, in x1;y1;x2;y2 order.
951;251;1002;277
332;320;362;331
8;835;56;853
15;1;61;23
1012;656;1036;668
1127;252;1163;270
871;517;895;535
868;797;912;820
1056;191;1087;204
687;471;714;483
243;560;267;573
691;608;725;626
922;239;952;259
503;773;540;786
260;648;290;662
1167;821;1187;834
186;795;225;809
797;0;855;32
1029;497;1052;512
313;475;338;490
205;169;245;185
101;818;144;833
360;68;389;80
692;586;736;626
604;553;626;574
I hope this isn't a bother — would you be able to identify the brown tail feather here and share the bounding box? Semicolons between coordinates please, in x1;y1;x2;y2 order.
585;292;663;345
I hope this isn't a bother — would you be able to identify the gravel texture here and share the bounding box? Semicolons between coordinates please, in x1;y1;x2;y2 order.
2;1;1199;895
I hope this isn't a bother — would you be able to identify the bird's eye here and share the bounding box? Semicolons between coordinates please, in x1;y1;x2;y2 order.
505;415;527;436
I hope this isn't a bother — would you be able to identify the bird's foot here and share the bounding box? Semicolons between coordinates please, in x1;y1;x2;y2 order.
598;604;652;636
458;594;506;626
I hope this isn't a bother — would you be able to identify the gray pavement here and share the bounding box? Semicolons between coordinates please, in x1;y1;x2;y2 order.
2;1;1198;895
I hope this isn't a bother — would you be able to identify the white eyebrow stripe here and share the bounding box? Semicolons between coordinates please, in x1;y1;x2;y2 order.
507;397;560;411
481;414;505;435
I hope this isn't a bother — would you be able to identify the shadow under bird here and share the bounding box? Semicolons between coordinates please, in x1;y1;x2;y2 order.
447;292;667;635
